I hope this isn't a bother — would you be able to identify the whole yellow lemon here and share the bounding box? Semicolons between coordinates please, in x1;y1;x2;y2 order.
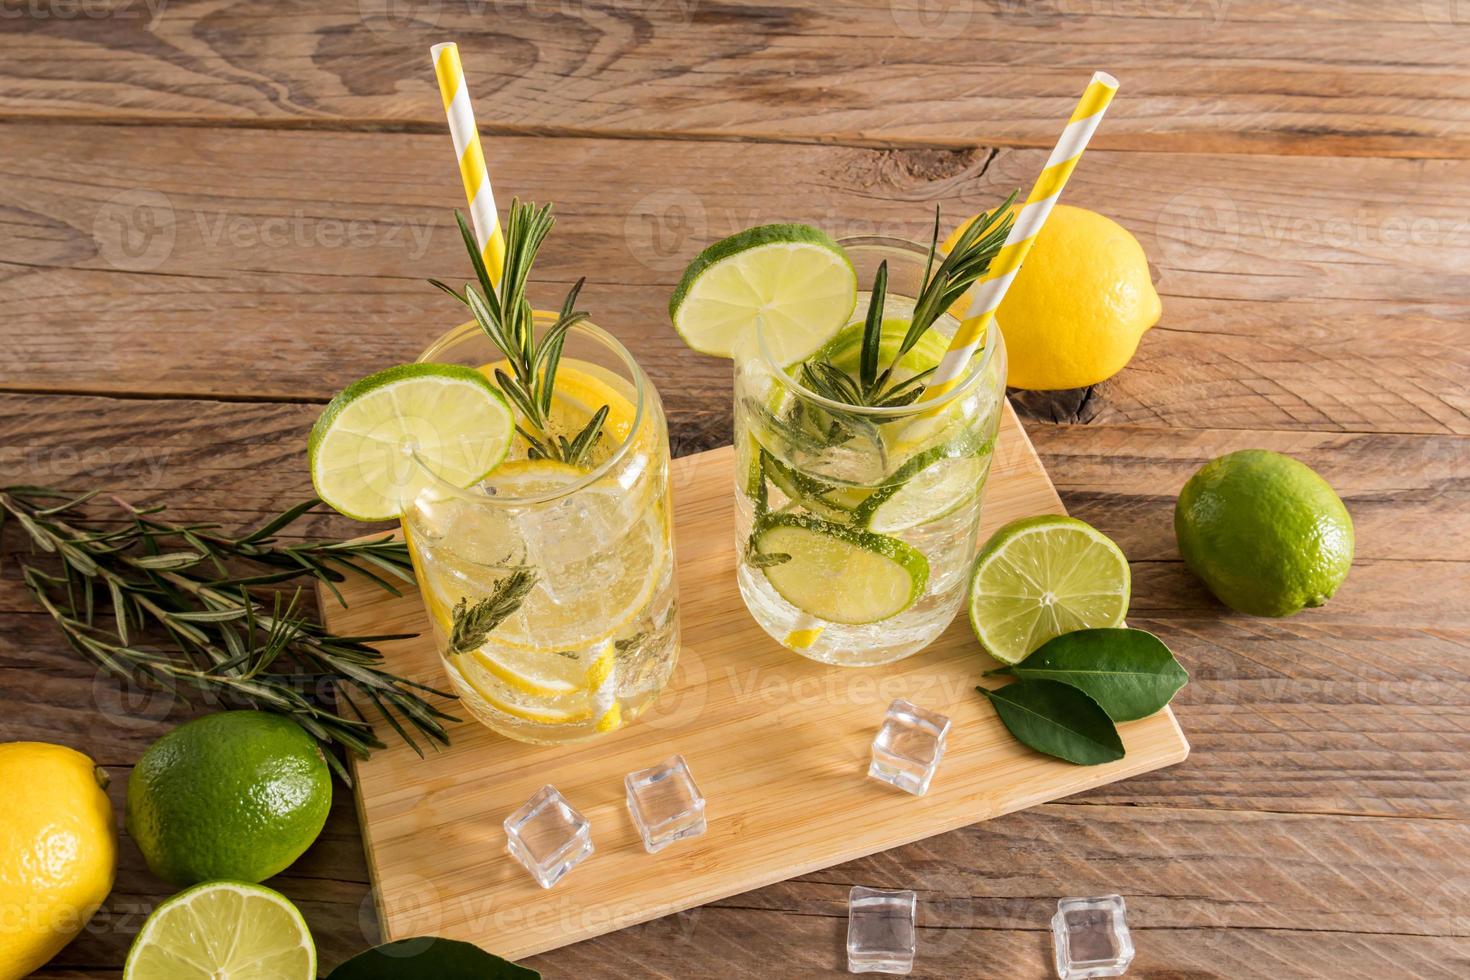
944;204;1161;390
0;743;116;980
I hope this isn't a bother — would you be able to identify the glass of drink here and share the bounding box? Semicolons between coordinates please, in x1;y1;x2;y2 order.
402;315;679;743
733;236;1006;666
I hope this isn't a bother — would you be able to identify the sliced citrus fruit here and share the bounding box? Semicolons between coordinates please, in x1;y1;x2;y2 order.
812;312;949;383
309;363;513;521
854;444;992;532
752;513;928;625
123;881;315;980
762;450;869;522
968;515;1131;665
670;224;856;364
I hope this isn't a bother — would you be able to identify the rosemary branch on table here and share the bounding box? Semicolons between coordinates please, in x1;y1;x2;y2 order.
430;199;609;467
0;486;458;783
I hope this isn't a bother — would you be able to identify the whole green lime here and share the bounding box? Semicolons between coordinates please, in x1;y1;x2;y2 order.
1175;449;1354;617
125;712;332;886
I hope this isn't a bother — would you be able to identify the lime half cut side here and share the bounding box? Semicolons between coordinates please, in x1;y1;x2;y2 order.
124;881;316;980
753;513;928;625
968;515;1131;665
670;224;857;364
309;363;514;521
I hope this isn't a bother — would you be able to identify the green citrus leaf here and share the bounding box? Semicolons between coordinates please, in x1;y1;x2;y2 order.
978;679;1125;766
994;628;1188;722
326;938;538;980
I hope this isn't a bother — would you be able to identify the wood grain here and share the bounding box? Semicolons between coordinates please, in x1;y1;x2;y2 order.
1;1;1468;157
323;423;1187;960
3;3;1468;975
2;124;1467;436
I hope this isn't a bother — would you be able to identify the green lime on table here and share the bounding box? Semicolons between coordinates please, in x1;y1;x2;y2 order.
309;363;514;521
753;513;929;624
124;880;315;979
125;711;332;887
669;224;857;364
1175;449;1353;617
968;515;1131;665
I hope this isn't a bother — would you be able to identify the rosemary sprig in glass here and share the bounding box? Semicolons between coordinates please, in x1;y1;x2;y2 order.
800;195;1017;413
430;200;609;467
0;486;457;783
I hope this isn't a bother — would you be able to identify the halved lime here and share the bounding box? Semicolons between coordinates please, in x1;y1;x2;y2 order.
753;513;928;625
124;881;315;979
968;515;1131;665
670;224;857;364
309;363;513;521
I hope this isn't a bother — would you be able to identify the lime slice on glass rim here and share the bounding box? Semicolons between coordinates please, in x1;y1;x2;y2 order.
968;515;1131;665
308;363;514;521
124;880;315;979
669;224;857;363
752;513;929;625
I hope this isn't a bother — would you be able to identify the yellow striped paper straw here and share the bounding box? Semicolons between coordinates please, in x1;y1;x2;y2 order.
431;42;506;281
922;71;1118;402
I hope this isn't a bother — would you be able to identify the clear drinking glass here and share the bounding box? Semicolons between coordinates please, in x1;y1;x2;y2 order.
733;236;1007;666
404;316;679;744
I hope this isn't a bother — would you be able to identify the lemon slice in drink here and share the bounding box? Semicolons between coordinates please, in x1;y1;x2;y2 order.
124;881;315;979
309;364;513;521
670;224;857;363
753;513;929;625
468;636;617;699
968;515;1131;665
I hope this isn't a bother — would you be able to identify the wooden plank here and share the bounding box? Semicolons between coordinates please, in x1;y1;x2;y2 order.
1;1;1468;157
29;785;1470;976
323;430;1187;960
2;125;1467;434
4;394;1466;973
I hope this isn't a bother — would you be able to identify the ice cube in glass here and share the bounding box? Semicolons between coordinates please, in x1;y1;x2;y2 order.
1051;894;1135;979
625;754;706;853
846;886;917;975
504;785;593;888
868;699;951;795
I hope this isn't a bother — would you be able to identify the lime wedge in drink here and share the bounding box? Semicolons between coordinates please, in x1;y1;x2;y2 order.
813;315;949;382
968;515;1131;665
124;881;315;979
309;363;513;521
670;224;857;364
753;513;928;625
855;448;991;532
762;450;869;522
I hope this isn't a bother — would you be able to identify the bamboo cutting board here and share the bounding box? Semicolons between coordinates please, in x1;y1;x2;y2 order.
319;401;1189;961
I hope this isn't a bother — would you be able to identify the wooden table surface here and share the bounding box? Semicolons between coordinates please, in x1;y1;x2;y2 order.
1;3;1466;977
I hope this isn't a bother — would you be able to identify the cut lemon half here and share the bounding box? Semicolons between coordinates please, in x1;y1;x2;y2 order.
968;515;1131;665
753;513;929;625
309;364;513;521
124;881;315;980
670;224;857;364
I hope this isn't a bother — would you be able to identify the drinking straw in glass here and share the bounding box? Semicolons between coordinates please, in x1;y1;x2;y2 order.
431;41;506;281
923;70;1118;402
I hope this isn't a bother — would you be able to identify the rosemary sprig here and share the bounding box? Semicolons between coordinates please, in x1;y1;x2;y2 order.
449;568;538;655
430;200;608;467
0;486;458;783
801;196;1018;412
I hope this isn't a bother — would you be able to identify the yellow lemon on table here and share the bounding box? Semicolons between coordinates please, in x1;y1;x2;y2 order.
944;204;1161;390
0;742;117;980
